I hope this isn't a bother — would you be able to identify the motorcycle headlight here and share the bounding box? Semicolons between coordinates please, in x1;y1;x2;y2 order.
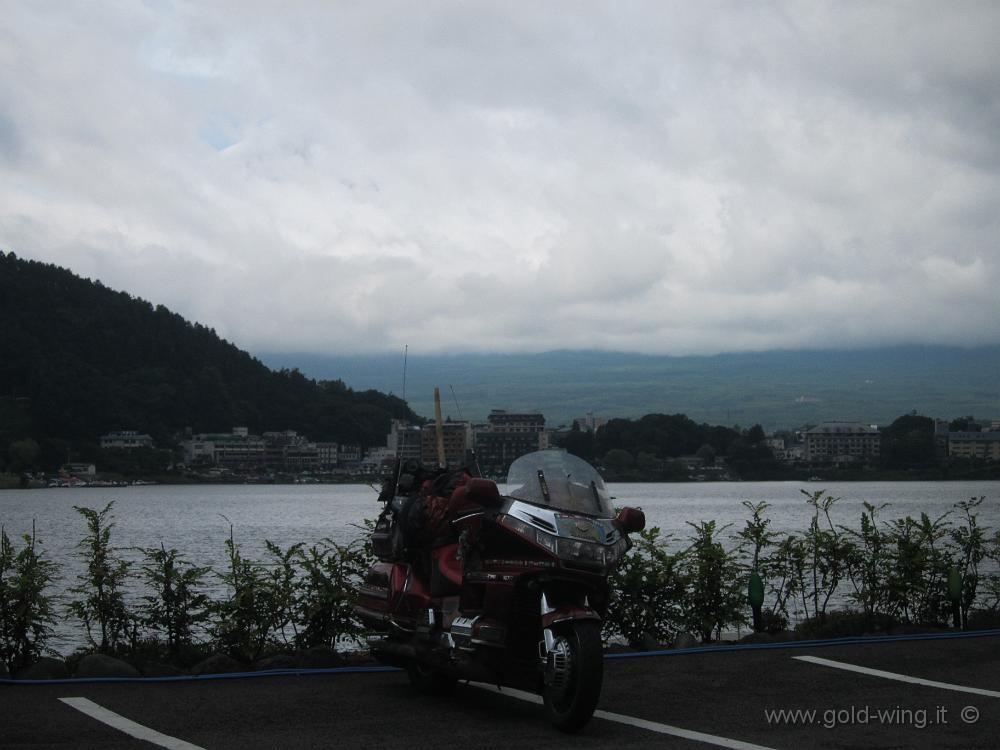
534;528;557;553
558;538;606;566
501;514;533;537
501;515;559;554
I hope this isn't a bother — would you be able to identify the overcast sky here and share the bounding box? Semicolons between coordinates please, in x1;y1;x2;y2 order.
2;1;998;356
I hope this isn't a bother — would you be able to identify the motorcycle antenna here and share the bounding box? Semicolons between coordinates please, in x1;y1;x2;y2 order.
448;384;464;420
385;345;409;500
434;387;446;469
401;344;408;405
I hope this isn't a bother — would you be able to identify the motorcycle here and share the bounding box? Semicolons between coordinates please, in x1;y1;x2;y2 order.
355;449;646;732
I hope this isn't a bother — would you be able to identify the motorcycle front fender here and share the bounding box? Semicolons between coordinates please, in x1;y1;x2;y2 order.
540;591;601;629
542;606;601;629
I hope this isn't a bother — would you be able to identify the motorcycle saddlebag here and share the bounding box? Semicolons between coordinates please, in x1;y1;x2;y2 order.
373;494;425;562
371;515;395;562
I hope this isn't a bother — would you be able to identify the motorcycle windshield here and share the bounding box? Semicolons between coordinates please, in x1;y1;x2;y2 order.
506;450;614;517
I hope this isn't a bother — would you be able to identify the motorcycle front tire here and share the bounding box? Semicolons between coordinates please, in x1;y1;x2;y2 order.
543;620;604;733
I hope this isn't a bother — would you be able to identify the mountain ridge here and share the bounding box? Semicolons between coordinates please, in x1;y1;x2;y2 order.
258;346;1000;430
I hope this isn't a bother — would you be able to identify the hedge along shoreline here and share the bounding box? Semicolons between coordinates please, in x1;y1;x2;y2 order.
2;492;999;676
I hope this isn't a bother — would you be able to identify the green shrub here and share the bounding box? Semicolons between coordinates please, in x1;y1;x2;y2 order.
139;545;211;659
681;520;745;642
883;512;951;625
294;538;369;650
0;524;59;671
951;497;988;628
735;501;799;631
211;529;283;661
68;502;135;653
604;527;685;647
799;490;854;621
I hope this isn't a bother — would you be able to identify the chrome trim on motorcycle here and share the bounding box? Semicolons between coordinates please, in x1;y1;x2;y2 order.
450;615;479;649
542;627;556;653
540;592;555;615
543;635;573;692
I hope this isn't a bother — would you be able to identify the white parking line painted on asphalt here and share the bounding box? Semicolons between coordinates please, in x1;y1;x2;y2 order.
59;697;206;750
471;683;780;750
794;656;1000;698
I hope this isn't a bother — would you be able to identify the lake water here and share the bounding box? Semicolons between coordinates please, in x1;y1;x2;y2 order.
2;480;998;652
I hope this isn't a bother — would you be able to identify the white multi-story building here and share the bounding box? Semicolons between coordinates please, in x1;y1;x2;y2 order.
803;422;881;463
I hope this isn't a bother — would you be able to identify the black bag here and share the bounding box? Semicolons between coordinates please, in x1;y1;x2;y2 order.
372;493;425;562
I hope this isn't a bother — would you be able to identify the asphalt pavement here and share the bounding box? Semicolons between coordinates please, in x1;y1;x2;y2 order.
3;634;998;749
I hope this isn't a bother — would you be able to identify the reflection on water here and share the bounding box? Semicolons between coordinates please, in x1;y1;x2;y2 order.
2;480;998;652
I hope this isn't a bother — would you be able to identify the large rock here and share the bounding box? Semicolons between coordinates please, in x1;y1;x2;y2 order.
635;632;662;651
1;660;9;678
891;624;941;636
16;657;70;680
191;653;246;676
672;632;700;650
253;654;298;671
299;646;343;669
75;654;140;678
141;662;185;678
739;632;775;645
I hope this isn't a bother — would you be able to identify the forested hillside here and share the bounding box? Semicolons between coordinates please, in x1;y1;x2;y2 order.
0;251;419;471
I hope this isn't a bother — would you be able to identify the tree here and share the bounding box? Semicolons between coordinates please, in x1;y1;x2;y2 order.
636;451;659;473
949;416;980;432
562;422;595;462
602;449;634;475
7;439;40;473
696;444;717;466
882;415;935;469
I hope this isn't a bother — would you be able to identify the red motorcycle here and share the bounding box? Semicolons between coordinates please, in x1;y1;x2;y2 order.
355;450;645;732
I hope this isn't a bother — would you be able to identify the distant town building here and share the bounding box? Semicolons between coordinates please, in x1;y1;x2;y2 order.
315;442;338;469
338;444;362;465
64;462;96;477
100;431;154;450
362;446;396;473
803;422;881;463
572;412;607;432
420;421;472;469
182;427;330;471
387;420;422;462
948;431;1000;461
210;431;266;470
473;410;548;477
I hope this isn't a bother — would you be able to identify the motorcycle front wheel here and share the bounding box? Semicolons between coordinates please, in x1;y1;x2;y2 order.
542;620;604;732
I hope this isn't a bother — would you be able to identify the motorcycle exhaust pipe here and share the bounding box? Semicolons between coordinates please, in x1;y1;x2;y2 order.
370;640;418;668
371;639;500;685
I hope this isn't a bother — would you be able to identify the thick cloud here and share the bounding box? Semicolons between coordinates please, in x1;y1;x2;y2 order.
2;1;998;355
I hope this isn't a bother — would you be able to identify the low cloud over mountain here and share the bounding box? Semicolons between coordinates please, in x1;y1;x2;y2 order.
3;3;998;355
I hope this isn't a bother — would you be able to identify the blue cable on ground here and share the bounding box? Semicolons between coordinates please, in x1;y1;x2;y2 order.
1;664;402;685
605;626;1000;659
3;628;998;686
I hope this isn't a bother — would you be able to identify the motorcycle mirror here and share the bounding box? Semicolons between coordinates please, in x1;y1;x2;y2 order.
615;507;646;535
